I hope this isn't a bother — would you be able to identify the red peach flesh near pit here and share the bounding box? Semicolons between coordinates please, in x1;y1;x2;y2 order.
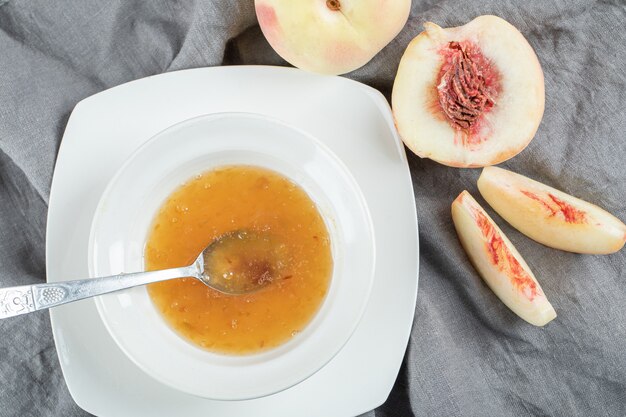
470;203;539;301
520;191;587;224
436;41;501;143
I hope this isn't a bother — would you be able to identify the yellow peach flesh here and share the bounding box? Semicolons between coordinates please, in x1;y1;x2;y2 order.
478;167;626;254
452;191;556;326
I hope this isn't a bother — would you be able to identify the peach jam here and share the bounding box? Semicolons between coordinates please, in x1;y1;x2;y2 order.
145;165;333;355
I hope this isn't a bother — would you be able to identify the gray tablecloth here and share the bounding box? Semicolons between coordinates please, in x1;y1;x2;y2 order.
1;1;625;416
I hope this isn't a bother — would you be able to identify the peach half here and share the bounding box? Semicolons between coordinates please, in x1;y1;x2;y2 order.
392;15;545;167
478;167;626;254
255;0;411;75
452;191;556;326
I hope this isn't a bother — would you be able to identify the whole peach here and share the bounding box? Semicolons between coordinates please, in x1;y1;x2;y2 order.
255;0;411;75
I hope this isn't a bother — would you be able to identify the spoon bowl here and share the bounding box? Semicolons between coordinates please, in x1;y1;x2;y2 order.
201;230;285;294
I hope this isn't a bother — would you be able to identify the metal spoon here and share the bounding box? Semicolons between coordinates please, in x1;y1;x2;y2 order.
0;230;277;319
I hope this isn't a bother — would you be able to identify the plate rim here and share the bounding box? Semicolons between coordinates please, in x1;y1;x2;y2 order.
46;65;419;416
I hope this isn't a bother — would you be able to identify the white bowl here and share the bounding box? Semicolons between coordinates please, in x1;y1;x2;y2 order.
88;112;375;400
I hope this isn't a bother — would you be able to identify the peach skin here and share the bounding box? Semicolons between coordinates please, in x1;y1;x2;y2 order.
255;0;411;75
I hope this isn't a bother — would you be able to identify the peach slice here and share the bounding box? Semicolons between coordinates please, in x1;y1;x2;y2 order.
255;0;411;75
452;191;556;326
392;15;545;167
478;167;626;254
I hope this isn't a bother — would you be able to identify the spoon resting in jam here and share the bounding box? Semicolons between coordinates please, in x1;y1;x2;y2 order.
0;230;279;319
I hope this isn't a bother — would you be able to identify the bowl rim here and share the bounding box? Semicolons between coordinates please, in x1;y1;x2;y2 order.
87;111;377;400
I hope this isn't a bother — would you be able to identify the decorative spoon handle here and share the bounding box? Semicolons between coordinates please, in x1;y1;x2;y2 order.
0;266;195;319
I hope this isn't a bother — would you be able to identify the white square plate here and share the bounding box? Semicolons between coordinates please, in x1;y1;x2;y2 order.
47;66;419;417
